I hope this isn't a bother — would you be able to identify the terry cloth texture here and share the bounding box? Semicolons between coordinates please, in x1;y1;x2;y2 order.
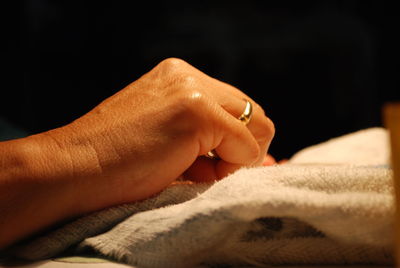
12;127;395;268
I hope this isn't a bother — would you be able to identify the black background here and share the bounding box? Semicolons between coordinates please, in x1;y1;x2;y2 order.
1;1;399;159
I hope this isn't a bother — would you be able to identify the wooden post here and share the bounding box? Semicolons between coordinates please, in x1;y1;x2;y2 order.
384;102;400;266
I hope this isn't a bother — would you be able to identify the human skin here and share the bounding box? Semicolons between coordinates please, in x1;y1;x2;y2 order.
0;58;274;249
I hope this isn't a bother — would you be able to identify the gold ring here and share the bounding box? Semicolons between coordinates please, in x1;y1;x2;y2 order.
206;99;253;159
238;100;253;125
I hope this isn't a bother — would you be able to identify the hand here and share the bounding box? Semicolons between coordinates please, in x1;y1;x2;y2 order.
0;58;274;247
45;58;274;208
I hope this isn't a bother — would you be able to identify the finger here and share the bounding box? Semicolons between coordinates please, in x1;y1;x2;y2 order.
174;62;274;162
215;161;244;179
183;156;218;182
200;76;275;166
218;98;275;166
263;154;277;166
211;105;260;165
183;157;243;182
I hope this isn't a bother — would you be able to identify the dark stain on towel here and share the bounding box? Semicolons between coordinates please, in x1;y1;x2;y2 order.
241;217;324;241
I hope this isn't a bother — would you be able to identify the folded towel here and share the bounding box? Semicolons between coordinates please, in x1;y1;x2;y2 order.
13;127;395;268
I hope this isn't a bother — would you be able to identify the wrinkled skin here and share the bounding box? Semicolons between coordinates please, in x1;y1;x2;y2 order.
0;58;275;248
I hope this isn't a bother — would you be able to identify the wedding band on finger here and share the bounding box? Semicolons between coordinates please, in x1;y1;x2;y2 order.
238;99;253;126
206;99;253;159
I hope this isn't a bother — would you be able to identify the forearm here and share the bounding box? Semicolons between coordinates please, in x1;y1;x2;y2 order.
0;132;88;249
0;121;162;249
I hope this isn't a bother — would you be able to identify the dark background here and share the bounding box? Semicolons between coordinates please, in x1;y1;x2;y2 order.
1;1;399;159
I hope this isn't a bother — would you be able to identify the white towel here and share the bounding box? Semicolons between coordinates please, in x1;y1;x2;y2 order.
13;127;395;268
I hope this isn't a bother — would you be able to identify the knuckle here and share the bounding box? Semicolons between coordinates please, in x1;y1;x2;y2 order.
256;115;275;142
166;91;208;138
252;104;274;139
176;73;198;90
157;58;199;91
256;103;267;116
177;90;207;114
169;90;207;121
157;57;188;73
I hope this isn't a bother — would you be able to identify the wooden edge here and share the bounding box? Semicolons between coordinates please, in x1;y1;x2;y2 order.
383;102;400;267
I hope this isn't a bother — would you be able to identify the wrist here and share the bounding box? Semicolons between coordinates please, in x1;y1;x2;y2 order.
32;126;105;215
36;123;127;214
14;127;104;219
0;131;87;247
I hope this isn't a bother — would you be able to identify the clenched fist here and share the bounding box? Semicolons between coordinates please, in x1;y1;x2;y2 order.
0;58;274;248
